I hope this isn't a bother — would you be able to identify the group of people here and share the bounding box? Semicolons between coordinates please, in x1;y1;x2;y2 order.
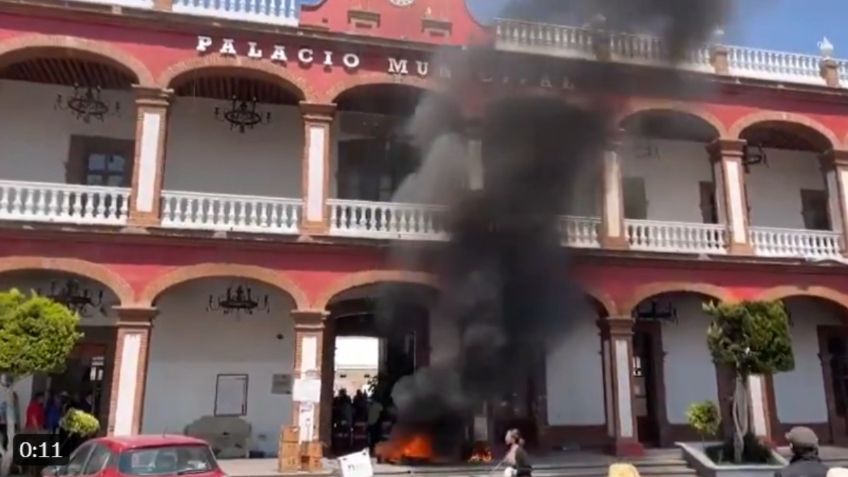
331;388;393;454
0;390;95;451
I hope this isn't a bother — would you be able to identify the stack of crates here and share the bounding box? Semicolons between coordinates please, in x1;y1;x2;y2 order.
300;441;323;472
278;426;301;472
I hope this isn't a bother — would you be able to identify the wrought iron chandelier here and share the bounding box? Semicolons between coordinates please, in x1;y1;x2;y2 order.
215;96;271;133
41;279;105;317
742;144;768;173
208;284;270;316
55;84;120;124
632;300;678;324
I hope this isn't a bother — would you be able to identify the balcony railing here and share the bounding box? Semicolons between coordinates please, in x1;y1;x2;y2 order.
328;199;448;241
749;226;842;259
160;190;301;234
0;180;129;226
626;220;728;254
495;18;834;86
171;0;299;25
560;215;601;248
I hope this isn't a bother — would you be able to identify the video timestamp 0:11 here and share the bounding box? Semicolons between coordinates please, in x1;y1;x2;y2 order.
12;434;69;466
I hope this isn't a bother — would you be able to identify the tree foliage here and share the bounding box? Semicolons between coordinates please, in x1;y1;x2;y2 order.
686;400;721;440
703;300;794;464
704;300;794;377
0;289;83;379
0;289;82;476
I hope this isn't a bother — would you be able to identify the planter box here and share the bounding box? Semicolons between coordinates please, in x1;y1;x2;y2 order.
677;442;788;477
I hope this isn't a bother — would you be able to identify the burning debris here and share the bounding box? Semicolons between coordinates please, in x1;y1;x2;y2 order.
374;0;731;463
375;433;434;465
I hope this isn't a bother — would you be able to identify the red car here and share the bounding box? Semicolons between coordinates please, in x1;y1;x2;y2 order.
43;435;226;477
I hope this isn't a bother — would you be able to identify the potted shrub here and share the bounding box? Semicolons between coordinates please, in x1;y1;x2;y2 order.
687;401;721;442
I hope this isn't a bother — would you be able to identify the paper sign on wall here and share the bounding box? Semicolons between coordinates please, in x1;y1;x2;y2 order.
298;402;315;443
338;449;373;477
271;374;292;395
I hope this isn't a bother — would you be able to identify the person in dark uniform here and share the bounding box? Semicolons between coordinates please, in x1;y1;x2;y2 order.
776;427;828;477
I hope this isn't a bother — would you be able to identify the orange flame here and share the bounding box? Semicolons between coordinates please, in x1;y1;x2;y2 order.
467;443;493;464
376;433;434;463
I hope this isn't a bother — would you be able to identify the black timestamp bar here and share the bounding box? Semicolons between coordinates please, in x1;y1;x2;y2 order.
12;434;68;466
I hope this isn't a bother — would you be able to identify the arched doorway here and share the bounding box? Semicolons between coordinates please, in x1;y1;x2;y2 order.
628;291;724;447
142;276;298;457
323;281;437;456
0;269;126;431
542;295;609;450
768;295;848;444
618;109;721;228
161;67;305;232
0;46;139;223
739;120;836;238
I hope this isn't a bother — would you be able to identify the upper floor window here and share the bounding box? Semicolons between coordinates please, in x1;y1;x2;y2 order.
67;136;134;187
801;189;831;231
623;176;648;220
337;137;419;202
699;181;719;224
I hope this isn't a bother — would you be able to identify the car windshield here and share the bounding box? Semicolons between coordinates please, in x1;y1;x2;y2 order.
118;445;217;476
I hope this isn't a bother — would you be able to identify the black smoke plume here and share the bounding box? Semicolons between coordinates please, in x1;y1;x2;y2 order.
374;0;729;458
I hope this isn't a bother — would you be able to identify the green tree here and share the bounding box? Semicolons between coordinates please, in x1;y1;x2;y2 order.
0;289;82;476
704;300;794;463
686;400;721;441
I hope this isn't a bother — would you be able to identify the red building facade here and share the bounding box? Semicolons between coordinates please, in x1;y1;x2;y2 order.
3;0;848;458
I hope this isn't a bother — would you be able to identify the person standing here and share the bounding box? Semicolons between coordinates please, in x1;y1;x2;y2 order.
24;392;45;432
776;426;829;477
45;393;63;434
503;429;532;477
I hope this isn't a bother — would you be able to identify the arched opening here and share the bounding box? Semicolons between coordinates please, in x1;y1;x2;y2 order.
543;295;610;450
770;296;848;444
0;47;139;224
618;110;721;229
161;68;305;232
740;121;835;232
628;291;723;447
0;269;126;432
141;277;298;457
323;282;437;456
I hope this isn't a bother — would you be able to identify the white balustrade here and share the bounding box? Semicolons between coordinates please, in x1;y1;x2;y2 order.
0;180;129;225
495;18;835;85
329;200;447;241
161;191;301;234
172;0;298;25
495;19;595;60
749;227;842;259
560;216;601;248
726;46;824;85
626;220;728;254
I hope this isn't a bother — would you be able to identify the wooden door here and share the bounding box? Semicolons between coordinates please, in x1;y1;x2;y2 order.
818;326;848;445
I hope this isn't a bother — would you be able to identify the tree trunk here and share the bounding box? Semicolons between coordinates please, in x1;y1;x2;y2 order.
0;383;17;477
732;375;750;464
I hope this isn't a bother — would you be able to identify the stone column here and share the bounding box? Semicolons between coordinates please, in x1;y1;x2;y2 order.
708;139;752;255
820;150;848;255
465;120;484;191
107;307;156;436
290;310;328;451
601;142;627;249
299;103;336;236
128;87;172;227
747;375;773;442
600;317;643;457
